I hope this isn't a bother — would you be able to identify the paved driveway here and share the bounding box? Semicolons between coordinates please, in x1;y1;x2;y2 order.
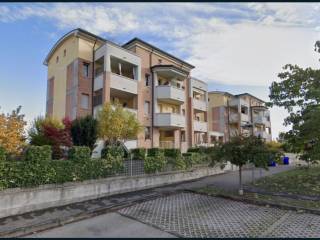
119;192;320;238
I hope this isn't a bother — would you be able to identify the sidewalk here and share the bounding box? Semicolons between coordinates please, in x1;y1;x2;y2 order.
0;165;294;237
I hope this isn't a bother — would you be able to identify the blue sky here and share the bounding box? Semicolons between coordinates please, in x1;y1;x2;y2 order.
1;3;320;139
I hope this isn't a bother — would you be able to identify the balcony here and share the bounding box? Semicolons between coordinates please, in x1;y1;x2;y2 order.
254;131;269;139
254;115;269;126
240;113;249;122
194;121;208;132
111;105;137;117
156;85;185;104
229;112;239;123
159;141;175;149
154;113;185;128
193;99;207;111
94;74;103;91
110;73;138;95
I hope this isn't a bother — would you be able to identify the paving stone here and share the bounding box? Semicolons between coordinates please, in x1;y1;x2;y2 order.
119;192;320;238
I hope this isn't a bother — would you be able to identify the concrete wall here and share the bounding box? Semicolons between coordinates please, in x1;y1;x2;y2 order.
0;166;227;219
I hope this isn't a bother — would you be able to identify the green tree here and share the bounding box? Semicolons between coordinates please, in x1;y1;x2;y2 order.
217;135;271;195
97;102;142;146
71;115;98;151
268;49;320;165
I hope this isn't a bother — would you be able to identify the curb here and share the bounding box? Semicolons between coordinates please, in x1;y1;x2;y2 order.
185;189;320;216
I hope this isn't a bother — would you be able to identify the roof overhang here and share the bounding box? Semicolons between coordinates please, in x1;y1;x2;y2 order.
43;28;106;66
123;38;195;70
151;65;188;79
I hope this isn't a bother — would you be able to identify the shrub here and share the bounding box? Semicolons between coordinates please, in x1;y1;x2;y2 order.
101;153;124;175
131;148;146;160
182;152;203;168
147;148;164;157
24;145;52;162
0;146;6;161
187;147;201;153
101;145;125;158
144;154;166;174
164;148;181;158
68;146;91;162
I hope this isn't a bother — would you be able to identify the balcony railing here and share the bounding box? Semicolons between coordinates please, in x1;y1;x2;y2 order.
110;73;138;95
154;113;185;128
159;141;175;149
193;121;208;132
193;99;207;111
156;85;185;104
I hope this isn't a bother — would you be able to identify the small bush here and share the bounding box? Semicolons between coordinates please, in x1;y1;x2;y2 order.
68;146;91;162
144;154;166;174
187;147;201;153
0;147;6;161
101;145;125;158
131;148;146;160
164;148;181;158
147;148;164;157
25;145;52;162
101;153;124;175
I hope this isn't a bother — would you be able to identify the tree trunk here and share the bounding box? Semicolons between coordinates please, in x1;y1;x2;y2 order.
239;166;243;195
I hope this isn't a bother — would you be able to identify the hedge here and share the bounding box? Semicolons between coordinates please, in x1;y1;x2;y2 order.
144;154;166;174
101;145;125;158
131;148;146;160
0;154;124;190
164;149;181;158
147;148;164;157
24;145;52;162
68;146;91;162
0;147;6;161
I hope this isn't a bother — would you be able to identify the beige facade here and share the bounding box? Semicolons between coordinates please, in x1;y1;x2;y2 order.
44;29;209;152
207;91;272;143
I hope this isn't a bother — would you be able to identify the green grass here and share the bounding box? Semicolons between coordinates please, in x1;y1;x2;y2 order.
252;166;320;196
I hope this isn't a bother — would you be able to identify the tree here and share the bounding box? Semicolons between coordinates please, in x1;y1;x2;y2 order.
268;54;320;165
71;115;98;151
216;134;271;195
97;102;142;146
0;106;26;155
28;116;73;159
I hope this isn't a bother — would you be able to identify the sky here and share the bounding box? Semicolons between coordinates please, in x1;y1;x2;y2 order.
0;2;320;139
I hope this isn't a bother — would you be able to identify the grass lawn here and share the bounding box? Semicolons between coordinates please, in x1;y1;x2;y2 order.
252;166;320;197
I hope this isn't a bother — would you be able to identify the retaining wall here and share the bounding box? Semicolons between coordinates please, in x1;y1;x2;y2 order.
0;166;227;219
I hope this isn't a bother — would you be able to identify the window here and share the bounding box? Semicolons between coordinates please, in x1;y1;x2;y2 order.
56;56;59;63
83;63;90;77
241;105;248;114
63;49;66;57
181;131;186;142
93;89;102;107
145;127;151;140
144;101;150;114
123;102;128;108
81;94;89;109
164;131;174;137
145;74;150;86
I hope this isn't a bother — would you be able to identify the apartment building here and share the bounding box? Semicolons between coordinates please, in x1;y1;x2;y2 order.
44;28;209;152
208;91;272;143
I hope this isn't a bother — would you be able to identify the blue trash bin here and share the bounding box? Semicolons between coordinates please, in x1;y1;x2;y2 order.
283;156;289;165
268;158;276;167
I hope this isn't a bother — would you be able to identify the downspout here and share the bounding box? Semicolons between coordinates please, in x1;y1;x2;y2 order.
91;39;97;115
227;98;231;141
150;49;154;147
